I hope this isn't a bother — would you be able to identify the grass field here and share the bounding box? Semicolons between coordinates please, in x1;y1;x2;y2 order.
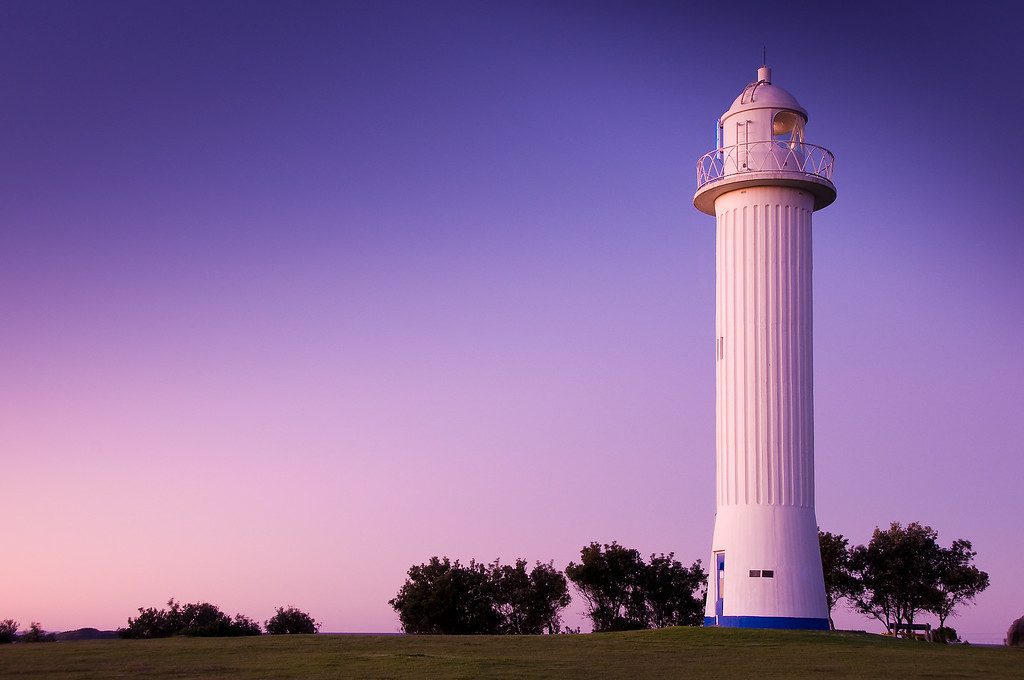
1;627;1021;679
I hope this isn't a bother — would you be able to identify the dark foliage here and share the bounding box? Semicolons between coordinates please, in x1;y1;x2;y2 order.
931;539;989;630
265;606;320;635
565;542;706;632
1007;616;1024;647
831;522;989;638
489;560;572;634
849;523;945;631
566;543;648;631
0;620;18;644
644;553;707;628
390;557;499;634
818;529;862;630
389;557;572;635
118;599;263;638
19;622;56;643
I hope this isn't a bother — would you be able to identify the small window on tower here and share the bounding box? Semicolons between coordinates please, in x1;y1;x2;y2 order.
749;570;761;577
762;570;774;578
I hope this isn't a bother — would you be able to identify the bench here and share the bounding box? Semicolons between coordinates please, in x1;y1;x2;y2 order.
891;623;933;642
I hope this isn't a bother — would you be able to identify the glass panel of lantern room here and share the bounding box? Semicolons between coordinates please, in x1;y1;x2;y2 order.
772;111;805;169
772;110;804;143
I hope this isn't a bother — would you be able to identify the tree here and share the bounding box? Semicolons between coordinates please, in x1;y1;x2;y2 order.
929;539;989;632
643;553;707;628
19;622;56;643
265;606;320;634
228;614;263;636
489;560;571;634
118;599;262;638
0;620;18;644
818;529;861;630
118;604;175;639
389;557;500;634
488;560;534;634
172;601;238;637
526;561;573;634
390;556;572;635
849;523;944;632
566;542;649;631
566;544;707;632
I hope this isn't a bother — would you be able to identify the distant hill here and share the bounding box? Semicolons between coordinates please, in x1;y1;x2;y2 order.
55;628;119;641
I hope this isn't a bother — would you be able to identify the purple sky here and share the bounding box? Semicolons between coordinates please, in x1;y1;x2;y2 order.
2;1;1022;642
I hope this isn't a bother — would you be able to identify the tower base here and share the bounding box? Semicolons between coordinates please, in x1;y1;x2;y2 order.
704;505;829;627
704;615;829;630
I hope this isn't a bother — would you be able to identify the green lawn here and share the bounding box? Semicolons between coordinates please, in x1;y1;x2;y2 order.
1;627;1021;679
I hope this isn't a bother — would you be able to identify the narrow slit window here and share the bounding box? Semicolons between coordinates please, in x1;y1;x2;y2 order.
749;570;761;578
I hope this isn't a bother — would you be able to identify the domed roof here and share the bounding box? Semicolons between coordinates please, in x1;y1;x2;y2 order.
724;66;807;121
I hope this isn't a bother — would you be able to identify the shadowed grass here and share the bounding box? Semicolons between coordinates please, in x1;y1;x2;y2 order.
1;627;1021;679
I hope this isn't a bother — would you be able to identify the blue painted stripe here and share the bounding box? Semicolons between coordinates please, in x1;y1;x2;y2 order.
703;615;829;630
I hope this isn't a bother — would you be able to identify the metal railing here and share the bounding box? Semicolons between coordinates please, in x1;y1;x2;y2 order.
696;141;835;189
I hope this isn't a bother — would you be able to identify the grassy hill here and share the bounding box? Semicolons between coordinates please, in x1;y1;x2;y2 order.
1;627;1021;679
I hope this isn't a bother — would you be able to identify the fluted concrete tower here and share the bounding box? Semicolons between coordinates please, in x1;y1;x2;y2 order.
694;66;836;630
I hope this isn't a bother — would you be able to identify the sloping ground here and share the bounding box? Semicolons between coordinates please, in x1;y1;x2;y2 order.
0;627;1021;680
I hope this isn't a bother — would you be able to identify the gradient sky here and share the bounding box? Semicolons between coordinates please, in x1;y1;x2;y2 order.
2;1;1022;642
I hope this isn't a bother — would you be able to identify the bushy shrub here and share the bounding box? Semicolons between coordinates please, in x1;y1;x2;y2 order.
390;557;571;635
565;543;706;632
118;599;262;638
0;620;18;644
265;606;320;634
19;622;56;643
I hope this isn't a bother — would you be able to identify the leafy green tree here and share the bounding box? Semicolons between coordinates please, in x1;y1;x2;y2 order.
118;604;174;639
930;539;989;632
19;622;56;643
489;560;571;634
565;542;649;631
850;523;944;632
818;529;862;630
119;599;262;638
389;557;500;634
265;606;320;634
0;620;18;644
566;543;707;632
526;561;573;634
390;557;572;635
173;601;237;637
228;614;263;636
643;553;707;628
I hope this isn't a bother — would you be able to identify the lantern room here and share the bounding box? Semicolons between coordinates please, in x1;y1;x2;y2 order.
719;66;807;148
694;66;836;216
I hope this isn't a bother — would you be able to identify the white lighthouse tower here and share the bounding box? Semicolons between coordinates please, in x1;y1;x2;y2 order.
694;65;835;630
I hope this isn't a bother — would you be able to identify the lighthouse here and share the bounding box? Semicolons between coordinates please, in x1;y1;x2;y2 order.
694;65;835;630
